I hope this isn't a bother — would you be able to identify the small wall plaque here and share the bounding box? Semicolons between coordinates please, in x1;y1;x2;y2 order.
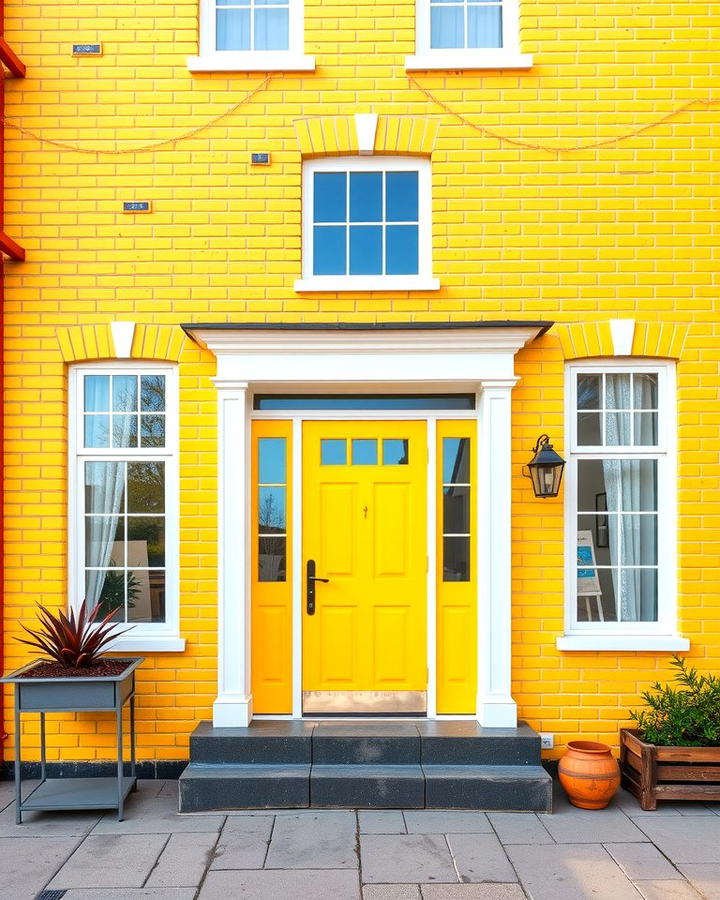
123;201;152;214
251;152;271;166
72;44;103;56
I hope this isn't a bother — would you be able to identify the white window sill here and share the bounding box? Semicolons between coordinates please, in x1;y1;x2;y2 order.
405;50;533;71
187;52;316;73
107;635;186;653
295;276;441;292
556;634;690;652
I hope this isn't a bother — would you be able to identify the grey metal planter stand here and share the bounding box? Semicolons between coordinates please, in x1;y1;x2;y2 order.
1;657;144;824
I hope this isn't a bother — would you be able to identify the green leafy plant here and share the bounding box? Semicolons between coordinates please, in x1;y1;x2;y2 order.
630;655;720;747
16;598;131;668
95;564;141;619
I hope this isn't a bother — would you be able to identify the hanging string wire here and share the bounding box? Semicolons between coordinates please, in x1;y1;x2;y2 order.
2;76;271;156
408;75;719;154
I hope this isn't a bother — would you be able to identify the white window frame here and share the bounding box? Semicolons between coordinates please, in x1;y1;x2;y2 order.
405;0;532;70
295;156;439;293
187;0;315;72
557;359;688;653
68;363;184;652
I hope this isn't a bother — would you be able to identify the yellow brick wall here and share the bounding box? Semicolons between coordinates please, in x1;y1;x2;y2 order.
2;0;719;761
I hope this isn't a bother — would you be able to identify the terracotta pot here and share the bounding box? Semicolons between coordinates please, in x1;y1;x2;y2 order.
558;740;621;809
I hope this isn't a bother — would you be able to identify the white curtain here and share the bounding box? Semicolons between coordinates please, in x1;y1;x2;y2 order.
603;375;656;622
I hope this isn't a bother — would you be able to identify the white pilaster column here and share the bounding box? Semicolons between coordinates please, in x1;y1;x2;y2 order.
213;381;253;727
477;379;518;727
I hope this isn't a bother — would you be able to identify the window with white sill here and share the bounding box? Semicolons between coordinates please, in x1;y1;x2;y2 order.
188;0;314;72
559;362;686;652
406;0;532;70
296;157;437;292
70;365;182;651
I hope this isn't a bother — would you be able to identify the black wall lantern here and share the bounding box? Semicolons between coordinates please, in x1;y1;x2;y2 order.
523;434;566;498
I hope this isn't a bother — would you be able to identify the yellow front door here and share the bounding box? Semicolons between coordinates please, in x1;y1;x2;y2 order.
302;421;427;713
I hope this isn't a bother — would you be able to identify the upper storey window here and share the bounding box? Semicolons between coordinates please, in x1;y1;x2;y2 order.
187;0;315;72
406;0;532;70
295;157;439;293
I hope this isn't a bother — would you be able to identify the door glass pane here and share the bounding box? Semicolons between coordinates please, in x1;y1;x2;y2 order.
259;437;286;483
321;439;346;465
443;536;469;581
258;486;286;533
259;535;286;582
352;439;378;465
443;485;470;534
256;394;475;410
442;438;470;484
382;439;409;465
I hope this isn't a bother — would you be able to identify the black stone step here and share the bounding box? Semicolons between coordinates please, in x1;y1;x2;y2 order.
189;720;313;764
312;722;420;765
423;764;552;811
179;763;310;811
418;721;542;766
311;764;424;808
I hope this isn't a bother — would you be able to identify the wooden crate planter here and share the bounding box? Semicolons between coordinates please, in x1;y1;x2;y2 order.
620;728;720;811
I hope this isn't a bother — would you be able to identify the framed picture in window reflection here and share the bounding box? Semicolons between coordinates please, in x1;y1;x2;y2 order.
595;491;609;548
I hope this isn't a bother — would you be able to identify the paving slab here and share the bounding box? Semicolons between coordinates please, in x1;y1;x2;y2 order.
613;790;681;817
506;843;641;900
0;803;102;837
359;810;407;833
49;833;170;889
198;868;361;899
63;891;197;900
446;833;517;883
487;813;553;844
92;797;224;834
209;814;272;869
0;780;17;812
678;864;720;899
146;831;219;887
361;834;458;884
403;810;492;834
420;887;527;900
539;805;647;843
604;842;683;881
0;835;80;900
135;780;168;799
633;880;702;899
631;815;720;863
265;810;357;868
363;886;422;900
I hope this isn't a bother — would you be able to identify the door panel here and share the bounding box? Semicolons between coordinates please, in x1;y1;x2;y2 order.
303;420;427;709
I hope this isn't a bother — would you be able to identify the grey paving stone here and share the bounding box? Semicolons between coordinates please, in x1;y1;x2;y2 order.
265;810;357;868
0;835;79;900
421;887;527;900
63;891;197;900
135;780;168;798
678;864;720;899
604;842;683;881
359;810;407;833
363;887;421;900
633;881;702;899
91;797;224;834
198;868;361;899
487;813;553;844
209;814;272;869
632;816;720;863
673;804;720;816
506;843;641;900
361;834;458;884
612;790;682;817
446;833;517;883
0;803;102;837
49;833;169;889
403;810;492;834
146;832;219;887
0;780;17;812
539;805;647;843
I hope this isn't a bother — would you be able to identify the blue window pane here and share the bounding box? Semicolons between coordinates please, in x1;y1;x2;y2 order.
84;375;109;412
254;7;288;50
443;438;471;484
350;172;382;222
216;0;249;5
468;4;502;48
321;439;346;465
349;225;382;275
259;486;286;532
313;225;346;275
85;415;110;448
352;439;377;465
386;225;418;275
140;375;165;412
256;0;288;4
383;439;409;465
259;437;286;484
112;375;137;413
216;8;250;50
314;173;346;223
431;6;464;48
112;414;138;448
386;172;418;222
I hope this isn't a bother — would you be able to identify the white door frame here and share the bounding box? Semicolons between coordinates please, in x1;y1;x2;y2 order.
184;324;548;728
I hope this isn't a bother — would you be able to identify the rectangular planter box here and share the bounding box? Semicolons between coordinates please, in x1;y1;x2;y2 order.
620;728;720;811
